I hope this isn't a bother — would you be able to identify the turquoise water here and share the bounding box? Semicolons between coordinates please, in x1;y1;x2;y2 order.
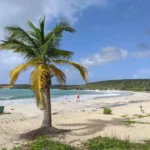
0;89;129;105
0;89;109;100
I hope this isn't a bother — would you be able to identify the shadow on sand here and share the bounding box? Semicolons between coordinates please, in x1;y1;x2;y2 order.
57;118;128;136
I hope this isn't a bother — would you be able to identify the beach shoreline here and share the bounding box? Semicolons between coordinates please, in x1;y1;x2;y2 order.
1;91;150;149
0;89;131;106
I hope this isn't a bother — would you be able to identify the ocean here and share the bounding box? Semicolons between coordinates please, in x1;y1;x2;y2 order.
0;89;130;106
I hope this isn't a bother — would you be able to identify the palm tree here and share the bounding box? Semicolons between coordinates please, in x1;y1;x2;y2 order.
0;17;87;137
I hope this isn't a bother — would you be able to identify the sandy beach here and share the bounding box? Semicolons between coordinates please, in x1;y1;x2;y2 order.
1;91;150;149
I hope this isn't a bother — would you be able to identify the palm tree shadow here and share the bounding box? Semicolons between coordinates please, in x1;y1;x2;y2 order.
57;118;128;136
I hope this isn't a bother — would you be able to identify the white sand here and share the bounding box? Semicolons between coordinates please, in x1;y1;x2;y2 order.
1;92;150;149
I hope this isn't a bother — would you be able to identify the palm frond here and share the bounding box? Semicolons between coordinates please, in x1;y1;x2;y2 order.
39;16;45;45
5;26;37;48
27;20;38;32
40;35;73;60
27;17;46;48
53;60;88;83
47;49;74;60
0;39;37;59
27;20;40;46
49;64;66;85
10;60;38;86
43;32;62;53
30;64;50;109
39;34;55;60
45;20;75;42
55;20;76;34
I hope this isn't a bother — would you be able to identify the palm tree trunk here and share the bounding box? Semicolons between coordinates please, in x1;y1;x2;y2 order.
41;83;52;128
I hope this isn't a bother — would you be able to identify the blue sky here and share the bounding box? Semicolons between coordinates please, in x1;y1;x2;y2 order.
0;0;150;84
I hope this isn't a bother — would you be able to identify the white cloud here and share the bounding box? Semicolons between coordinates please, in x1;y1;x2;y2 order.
0;52;23;66
0;0;107;83
0;0;107;32
80;46;128;68
0;51;24;83
62;46;128;84
55;46;128;84
133;68;150;79
131;50;150;58
45;0;107;23
62;67;93;84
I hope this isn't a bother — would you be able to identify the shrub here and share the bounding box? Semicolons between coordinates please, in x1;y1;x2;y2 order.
11;138;76;150
124;119;136;125
138;114;150;118
103;108;112;115
86;136;150;150
124;119;150;125
121;114;128;118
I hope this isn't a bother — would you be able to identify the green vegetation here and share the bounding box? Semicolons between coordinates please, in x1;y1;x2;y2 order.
125;119;150;125
138;114;150;118
0;84;78;89
2;138;76;150
79;79;150;91
10;84;30;89
124;119;137;125
103;108;112;114
121;114;128;118
86;136;150;150
2;137;150;150
1;79;150;91
132;114;150;119
133;114;138;117
138;115;145;118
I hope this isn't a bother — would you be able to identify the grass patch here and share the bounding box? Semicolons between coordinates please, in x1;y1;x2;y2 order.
138;115;145;118
86;136;150;150
103;108;112;115
2;136;150;150
138;114;150;119
124;119;136;125
6;138;77;150
125;119;150;125
121;114;128;118
133;114;138;117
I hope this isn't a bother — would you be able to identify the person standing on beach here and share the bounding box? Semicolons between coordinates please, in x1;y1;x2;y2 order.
77;93;80;102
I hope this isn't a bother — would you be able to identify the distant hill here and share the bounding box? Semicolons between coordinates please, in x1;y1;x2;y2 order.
78;79;150;91
0;79;150;91
0;84;78;89
0;84;30;89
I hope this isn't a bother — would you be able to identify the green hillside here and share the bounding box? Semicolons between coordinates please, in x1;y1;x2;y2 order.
78;79;150;91
0;79;150;91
